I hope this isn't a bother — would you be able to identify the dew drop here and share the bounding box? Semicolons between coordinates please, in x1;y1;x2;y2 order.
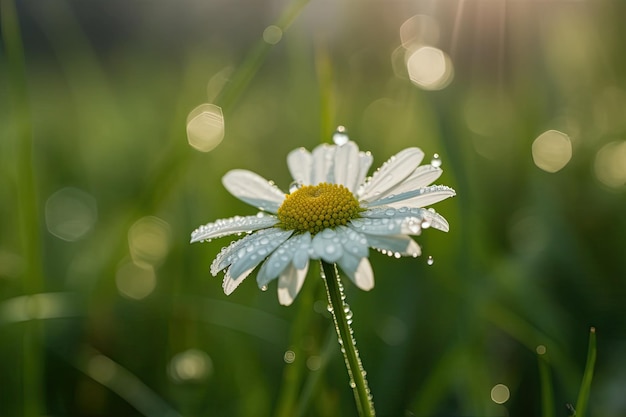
421;219;431;229
333;126;349;146
407;218;421;234
431;153;442;167
289;181;302;193
427;255;434;265
349;380;357;388
261;285;268;291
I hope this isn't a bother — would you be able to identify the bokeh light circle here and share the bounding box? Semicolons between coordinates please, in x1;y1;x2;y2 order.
594;140;626;188
406;46;454;90
186;103;225;152
531;130;572;173
490;384;510;404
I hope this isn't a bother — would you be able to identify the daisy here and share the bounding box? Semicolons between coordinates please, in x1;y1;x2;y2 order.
191;139;455;306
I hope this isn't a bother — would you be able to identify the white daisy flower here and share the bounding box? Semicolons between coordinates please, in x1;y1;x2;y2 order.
191;139;455;306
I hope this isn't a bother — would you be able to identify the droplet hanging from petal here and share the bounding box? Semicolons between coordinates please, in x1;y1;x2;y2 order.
333;125;349;146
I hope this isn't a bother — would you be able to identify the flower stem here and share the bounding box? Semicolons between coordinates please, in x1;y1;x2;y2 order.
320;261;375;417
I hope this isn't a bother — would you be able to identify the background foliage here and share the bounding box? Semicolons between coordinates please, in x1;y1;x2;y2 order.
1;0;625;416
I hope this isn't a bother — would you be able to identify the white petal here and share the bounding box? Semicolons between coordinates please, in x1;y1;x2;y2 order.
356;151;374;190
336;252;360;281
364;234;421;257
222;267;254;295
256;233;309;288
348;217;405;236
222;169;286;213
376;165;443;198
334;141;361;192
312;229;344;263
311;144;336;184
211;227;285;275
287;147;312;185
191;215;278;243
336;226;369;258
228;229;293;279
277;263;308;306
360;148;424;201
363;185;456;208
361;206;450;232
417;208;450;232
291;232;312;269
354;257;374;290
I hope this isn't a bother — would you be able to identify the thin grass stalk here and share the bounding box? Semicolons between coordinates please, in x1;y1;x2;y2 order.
537;348;555;417
574;327;597;417
275;272;318;417
1;0;44;415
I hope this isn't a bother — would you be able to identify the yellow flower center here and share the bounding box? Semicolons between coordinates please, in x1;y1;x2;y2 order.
277;183;362;235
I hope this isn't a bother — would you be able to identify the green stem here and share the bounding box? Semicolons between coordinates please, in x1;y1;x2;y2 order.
1;1;45;416
320;261;375;417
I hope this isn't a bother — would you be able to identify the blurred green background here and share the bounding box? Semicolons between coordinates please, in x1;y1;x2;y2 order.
1;0;625;416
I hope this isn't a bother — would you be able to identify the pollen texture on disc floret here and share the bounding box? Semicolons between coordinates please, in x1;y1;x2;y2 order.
277;183;362;235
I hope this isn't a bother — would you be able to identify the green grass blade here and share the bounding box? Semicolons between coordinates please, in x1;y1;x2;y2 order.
574;327;597;417
537;346;555;417
1;1;45;416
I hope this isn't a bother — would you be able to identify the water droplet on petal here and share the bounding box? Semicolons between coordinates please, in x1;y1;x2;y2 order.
289;181;303;193
407;218;422;234
261;285;268;291
431;153;442;167
349;380;357;388
427;255;434;265
421;219;431;229
333;126;349;146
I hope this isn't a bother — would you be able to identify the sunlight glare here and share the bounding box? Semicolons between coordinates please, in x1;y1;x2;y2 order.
531;130;572;173
263;25;283;45
115;261;156;300
490;384;510;404
128;216;171;268
400;14;440;49
186;103;225;152
594;141;626;189
169;349;213;383
406;46;453;91
45;187;97;241
283;350;296;364
206;67;233;102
